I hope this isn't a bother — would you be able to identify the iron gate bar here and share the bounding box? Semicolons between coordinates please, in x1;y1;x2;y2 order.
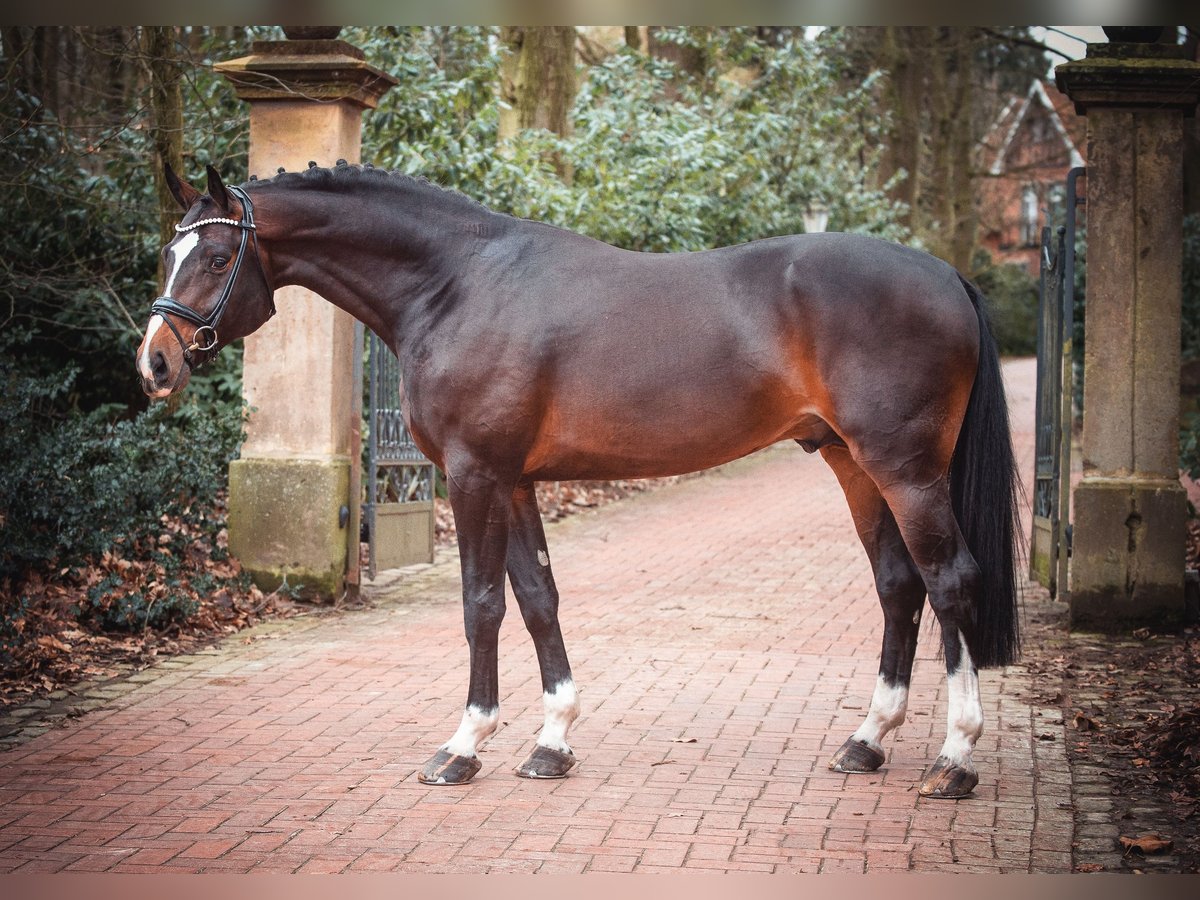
363;329;435;580
347;319;365;592
1057;165;1085;599
1029;166;1084;598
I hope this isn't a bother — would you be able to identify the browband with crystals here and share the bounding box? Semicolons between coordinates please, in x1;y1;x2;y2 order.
175;216;255;232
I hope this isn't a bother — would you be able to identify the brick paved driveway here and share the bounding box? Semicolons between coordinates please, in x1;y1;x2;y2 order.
0;359;1073;873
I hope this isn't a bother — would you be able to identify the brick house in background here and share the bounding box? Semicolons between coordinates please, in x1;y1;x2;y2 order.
978;80;1086;275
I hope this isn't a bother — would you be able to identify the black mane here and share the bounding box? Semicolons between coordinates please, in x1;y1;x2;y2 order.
244;162;495;220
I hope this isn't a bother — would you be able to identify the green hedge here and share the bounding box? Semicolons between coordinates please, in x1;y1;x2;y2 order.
0;360;243;577
0;358;246;645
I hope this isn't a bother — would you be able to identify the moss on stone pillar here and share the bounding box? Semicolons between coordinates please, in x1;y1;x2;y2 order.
228;457;351;599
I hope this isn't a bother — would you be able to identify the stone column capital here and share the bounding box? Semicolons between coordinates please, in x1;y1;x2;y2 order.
1055;42;1200;116
215;39;397;110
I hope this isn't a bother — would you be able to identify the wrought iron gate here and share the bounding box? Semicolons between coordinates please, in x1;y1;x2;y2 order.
1030;166;1084;598
361;326;436;579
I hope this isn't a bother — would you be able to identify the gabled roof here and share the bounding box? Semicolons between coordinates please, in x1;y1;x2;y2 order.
986;80;1085;176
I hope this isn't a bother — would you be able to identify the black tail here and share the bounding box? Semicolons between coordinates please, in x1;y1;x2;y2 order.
951;276;1022;668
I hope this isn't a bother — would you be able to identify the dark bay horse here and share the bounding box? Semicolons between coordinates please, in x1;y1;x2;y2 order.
137;162;1019;799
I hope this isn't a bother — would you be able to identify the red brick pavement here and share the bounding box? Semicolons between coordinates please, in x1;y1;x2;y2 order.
0;359;1073;873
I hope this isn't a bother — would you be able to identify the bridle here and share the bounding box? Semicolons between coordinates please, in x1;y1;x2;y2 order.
149;184;275;369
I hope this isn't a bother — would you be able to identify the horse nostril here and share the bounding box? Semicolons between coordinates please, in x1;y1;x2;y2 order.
151;350;170;383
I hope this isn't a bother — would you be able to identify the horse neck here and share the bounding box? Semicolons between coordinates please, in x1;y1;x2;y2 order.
253;177;492;345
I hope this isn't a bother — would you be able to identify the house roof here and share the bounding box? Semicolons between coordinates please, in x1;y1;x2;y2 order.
985;80;1085;176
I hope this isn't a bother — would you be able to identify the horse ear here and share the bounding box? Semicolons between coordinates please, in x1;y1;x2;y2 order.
164;162;201;211
205;164;231;211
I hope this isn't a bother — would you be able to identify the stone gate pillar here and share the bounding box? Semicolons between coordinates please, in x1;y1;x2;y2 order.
215;31;395;598
1056;31;1200;628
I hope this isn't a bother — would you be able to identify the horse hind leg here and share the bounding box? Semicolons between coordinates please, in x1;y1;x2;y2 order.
507;481;579;778
820;446;926;774
873;474;986;799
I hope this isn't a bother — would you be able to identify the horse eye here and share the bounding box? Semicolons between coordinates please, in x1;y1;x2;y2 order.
211;256;229;270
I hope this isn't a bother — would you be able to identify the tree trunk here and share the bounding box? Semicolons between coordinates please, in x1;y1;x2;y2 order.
139;26;184;275
880;26;925;235
498;26;577;140
624;26;641;51
927;28;953;259
925;28;979;271
947;28;979;273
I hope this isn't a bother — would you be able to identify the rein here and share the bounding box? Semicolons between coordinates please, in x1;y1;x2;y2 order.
149;184;274;369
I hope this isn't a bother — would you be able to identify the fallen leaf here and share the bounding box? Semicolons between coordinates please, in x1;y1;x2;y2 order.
35;635;71;654
1119;834;1173;855
1073;711;1100;731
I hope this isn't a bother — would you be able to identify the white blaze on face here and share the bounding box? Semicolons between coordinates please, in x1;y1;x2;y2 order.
441;704;500;758
138;315;165;383
937;631;984;769
164;230;200;297
536;679;580;754
139;231;201;384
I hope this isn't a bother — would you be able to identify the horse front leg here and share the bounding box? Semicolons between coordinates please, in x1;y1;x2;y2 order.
507;481;579;778
417;465;514;785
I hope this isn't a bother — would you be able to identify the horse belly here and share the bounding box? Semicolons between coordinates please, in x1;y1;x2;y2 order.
522;363;811;481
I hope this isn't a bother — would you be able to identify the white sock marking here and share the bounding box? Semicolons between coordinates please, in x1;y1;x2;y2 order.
937;631;984;769
536;679;580;754
850;675;909;751
441;704;499;758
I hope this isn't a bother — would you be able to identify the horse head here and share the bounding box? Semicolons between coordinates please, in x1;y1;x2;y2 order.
136;164;274;398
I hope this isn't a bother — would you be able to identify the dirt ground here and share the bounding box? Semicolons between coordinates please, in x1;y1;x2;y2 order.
1020;572;1200;873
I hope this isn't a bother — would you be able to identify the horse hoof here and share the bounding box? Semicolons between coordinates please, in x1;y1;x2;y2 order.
918;756;978;798
514;745;576;779
828;737;886;773
417;749;482;785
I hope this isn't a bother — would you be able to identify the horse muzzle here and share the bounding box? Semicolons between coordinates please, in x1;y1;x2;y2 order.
137;340;190;398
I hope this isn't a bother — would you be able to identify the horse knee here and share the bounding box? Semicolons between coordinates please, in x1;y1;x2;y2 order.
464;591;506;641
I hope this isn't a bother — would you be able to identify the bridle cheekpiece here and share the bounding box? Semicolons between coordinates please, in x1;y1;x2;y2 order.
149;184;274;369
